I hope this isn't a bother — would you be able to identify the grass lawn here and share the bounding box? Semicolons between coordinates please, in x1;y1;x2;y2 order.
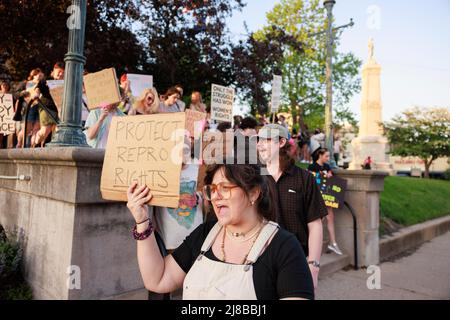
380;176;450;226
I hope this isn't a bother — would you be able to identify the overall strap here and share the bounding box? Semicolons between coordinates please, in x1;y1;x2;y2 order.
199;222;223;253
246;221;279;264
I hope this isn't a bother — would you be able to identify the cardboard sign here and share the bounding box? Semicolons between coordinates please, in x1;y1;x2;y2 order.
311;171;347;209
83;68;121;110
127;74;153;100
100;113;186;208
210;84;234;122
47;81;65;117
271;75;282;113
0;94;15;135
186;109;207;139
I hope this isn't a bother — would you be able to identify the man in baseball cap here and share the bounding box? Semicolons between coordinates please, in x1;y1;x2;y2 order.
257;123;327;292
257;123;289;140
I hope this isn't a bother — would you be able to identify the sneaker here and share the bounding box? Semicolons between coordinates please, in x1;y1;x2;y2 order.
327;243;343;255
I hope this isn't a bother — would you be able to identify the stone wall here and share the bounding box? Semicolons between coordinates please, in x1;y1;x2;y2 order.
333;169;388;267
0;148;147;299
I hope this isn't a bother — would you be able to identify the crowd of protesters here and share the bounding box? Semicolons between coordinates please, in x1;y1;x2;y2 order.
0;62;353;301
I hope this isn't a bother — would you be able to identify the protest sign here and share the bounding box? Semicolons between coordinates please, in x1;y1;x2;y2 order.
47;80;64;89
127;74;153;100
100;113;186;208
311;171;347;209
47;81;65;115
83;68;121;110
185;109;207;139
271;75;282;113
210;84;234;122
0;94;15;135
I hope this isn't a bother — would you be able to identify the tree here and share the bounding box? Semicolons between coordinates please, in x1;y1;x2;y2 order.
251;0;361;131
135;0;244;99
0;0;146;81
231;33;283;115
384;107;450;178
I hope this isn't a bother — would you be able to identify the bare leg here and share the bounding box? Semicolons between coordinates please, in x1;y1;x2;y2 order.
17;129;24;148
326;207;337;244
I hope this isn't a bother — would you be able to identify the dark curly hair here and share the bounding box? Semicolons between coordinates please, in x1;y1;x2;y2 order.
204;136;278;222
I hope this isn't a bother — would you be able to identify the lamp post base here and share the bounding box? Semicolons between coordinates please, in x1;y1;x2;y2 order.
47;124;90;148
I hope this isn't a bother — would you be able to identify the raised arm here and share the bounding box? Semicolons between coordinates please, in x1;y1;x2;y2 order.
127;182;186;293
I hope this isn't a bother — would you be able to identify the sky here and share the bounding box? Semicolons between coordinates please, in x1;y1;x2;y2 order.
226;0;450;121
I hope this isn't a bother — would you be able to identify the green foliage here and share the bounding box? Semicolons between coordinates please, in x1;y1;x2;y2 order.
252;0;361;128
1;0;245;100
380;177;450;226
0;227;33;300
0;0;146;80
384;107;450;177
444;168;450;181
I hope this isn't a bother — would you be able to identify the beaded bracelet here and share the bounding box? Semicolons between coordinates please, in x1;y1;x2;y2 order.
132;220;154;241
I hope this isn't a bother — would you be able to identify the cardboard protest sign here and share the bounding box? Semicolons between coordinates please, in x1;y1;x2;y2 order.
186;109;207;139
210;84;234;122
311;171;347;209
83;68;121;110
47;81;65;116
0;94;15;135
127;74;153;100
271;75;282;113
100;113;186;208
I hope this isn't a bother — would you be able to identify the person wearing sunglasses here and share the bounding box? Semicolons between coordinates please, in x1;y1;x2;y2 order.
126;139;314;300
129;87;160;116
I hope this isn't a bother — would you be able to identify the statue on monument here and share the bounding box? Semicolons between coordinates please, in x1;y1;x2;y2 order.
368;38;374;60
349;38;394;172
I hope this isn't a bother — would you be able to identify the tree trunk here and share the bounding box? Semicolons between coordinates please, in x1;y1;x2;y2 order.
423;159;431;179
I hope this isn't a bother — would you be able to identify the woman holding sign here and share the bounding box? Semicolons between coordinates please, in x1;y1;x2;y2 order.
85;102;125;149
126;141;314;300
308;148;343;256
128;88;160;116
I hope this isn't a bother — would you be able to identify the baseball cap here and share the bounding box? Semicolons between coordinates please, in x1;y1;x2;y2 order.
258;124;289;139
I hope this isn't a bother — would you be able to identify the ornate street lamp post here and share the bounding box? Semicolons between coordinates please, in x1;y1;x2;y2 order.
323;0;336;167
48;0;89;147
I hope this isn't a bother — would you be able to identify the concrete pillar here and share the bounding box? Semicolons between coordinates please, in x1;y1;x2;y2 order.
0;148;146;299
333;169;388;267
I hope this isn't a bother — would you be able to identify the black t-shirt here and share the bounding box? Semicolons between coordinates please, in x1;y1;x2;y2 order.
172;220;314;300
308;162;332;174
270;164;328;256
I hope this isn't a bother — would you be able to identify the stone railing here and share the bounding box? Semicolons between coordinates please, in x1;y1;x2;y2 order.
0;148;145;300
333;169;388;267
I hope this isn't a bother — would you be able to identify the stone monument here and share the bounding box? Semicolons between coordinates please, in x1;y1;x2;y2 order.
349;39;393;171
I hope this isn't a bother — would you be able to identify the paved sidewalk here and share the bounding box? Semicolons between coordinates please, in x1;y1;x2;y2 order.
316;231;450;300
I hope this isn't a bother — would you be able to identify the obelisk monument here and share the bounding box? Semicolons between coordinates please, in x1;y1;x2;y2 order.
350;39;393;171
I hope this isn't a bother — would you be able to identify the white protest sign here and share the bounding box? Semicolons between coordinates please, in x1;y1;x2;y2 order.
210;84;235;122
127;74;153;100
271;75;282;113
47;80;64;89
0;94;15;135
